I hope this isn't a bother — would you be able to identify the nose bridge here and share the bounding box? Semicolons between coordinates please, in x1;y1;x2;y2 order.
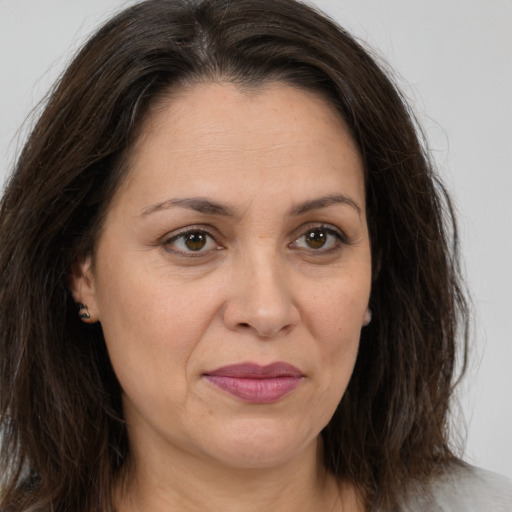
223;243;299;337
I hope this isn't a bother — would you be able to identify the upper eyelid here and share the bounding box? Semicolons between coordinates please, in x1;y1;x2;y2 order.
161;228;222;257
163;225;219;243
160;222;349;249
291;223;347;241
163;222;344;237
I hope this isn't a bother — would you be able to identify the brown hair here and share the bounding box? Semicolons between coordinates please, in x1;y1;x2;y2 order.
0;0;468;510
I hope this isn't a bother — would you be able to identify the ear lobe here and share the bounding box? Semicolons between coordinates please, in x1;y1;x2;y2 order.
68;255;99;322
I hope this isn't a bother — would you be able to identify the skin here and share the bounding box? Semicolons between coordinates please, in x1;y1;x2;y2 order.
71;82;371;511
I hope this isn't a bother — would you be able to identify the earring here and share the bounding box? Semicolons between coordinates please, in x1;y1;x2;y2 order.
363;308;372;326
77;303;91;321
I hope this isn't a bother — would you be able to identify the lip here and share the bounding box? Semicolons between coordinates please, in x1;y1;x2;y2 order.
204;362;303;403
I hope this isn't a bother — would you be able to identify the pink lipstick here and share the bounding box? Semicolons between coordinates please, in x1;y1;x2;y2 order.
204;362;303;403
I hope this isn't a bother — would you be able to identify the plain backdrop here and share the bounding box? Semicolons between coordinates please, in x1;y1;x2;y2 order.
1;0;511;479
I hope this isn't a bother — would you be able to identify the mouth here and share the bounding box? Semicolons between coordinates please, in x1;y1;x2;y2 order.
203;362;304;404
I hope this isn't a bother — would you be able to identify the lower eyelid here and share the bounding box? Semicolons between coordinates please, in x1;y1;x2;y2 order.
160;224;349;255
293;226;347;246
162;229;220;253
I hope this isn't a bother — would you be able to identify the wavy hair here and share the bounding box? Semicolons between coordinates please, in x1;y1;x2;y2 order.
0;0;468;510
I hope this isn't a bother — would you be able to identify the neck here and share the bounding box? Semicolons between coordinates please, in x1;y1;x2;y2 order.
114;438;358;512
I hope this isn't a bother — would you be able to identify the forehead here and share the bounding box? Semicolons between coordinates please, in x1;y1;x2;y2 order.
115;81;364;212
139;81;355;150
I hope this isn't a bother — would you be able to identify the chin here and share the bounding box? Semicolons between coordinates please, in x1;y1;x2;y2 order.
200;419;318;470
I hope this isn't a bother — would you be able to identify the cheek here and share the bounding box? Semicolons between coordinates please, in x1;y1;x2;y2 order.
92;257;220;400
301;273;368;393
96;256;230;367
303;274;369;343
95;247;217;335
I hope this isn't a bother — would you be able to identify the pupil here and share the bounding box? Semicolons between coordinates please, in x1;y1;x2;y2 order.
306;229;326;249
185;233;206;250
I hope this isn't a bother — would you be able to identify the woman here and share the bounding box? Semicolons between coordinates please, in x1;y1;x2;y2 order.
0;0;510;511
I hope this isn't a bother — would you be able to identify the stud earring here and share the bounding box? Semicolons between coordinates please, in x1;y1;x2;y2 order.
77;303;91;321
363;308;372;326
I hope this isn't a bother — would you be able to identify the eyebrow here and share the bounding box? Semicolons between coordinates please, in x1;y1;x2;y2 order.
140;193;361;218
141;197;234;217
289;194;361;217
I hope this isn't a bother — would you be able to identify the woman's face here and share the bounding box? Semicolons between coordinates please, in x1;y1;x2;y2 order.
73;82;371;470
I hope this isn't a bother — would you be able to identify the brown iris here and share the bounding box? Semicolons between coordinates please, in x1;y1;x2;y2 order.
184;232;208;251
304;229;328;249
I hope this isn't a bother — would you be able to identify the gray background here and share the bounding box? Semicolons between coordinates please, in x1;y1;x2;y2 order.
1;0;511;479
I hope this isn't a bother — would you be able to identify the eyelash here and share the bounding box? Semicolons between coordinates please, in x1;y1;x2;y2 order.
289;224;348;253
161;223;348;257
161;226;221;257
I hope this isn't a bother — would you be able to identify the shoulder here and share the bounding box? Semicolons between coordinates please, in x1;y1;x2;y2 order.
400;464;512;511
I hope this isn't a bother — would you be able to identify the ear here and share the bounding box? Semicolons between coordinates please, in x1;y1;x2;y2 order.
362;308;372;327
69;255;100;323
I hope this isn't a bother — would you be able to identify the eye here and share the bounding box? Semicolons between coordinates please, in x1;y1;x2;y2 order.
292;226;344;251
164;229;220;254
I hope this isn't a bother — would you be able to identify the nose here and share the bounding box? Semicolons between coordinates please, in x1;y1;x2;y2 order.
222;251;300;338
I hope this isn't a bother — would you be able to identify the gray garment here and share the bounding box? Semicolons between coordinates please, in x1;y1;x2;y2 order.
399;465;512;511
